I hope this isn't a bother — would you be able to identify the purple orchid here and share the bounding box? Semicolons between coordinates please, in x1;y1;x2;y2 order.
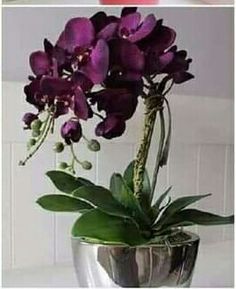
108;38;145;81
118;12;156;43
90;88;138;121
30;51;51;76
95;115;126;139
22;6;195;165
162;46;194;84
22;112;38;128
61;119;82;145
57;17;109;85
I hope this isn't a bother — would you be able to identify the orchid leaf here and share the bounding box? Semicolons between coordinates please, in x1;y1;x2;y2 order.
159;99;172;167
72;185;138;223
36;194;92;212
154;193;211;228
72;209;146;246
110;173;150;227
46;170;94;194
153;186;172;211
164;209;234;227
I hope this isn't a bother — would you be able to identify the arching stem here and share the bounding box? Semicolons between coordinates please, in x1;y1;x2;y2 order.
19;114;53;166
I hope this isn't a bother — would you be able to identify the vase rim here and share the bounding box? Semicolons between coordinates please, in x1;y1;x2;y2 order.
71;230;200;248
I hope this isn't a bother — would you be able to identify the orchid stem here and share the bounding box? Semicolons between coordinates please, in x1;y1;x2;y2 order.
19;114;53;166
70;144;82;165
133;102;158;198
93;111;105;120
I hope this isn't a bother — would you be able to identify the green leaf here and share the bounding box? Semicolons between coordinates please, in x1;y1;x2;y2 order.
153;186;172;211
46;171;94;194
155;193;211;228
110;174;150;227
165;209;234;227
72;209;146;246
36;194;92;212
160;98;172;167
109;173;122;200
72;185;136;221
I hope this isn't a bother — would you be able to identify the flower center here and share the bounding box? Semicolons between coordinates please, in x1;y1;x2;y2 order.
75;47;91;66
120;27;136;39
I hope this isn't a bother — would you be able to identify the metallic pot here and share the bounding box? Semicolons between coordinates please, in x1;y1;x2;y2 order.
71;231;200;288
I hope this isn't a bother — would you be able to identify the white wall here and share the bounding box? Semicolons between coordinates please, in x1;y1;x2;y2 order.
2;81;234;270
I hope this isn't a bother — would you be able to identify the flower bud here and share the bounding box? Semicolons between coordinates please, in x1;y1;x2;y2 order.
32;130;40;137
61;119;82;145
87;139;101;152
58;162;68;170
81;161;92;170
31;119;42;131
22;113;38;128
27;138;36;149
53;142;64;153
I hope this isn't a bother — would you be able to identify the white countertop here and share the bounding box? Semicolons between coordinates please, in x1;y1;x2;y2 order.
3;240;234;287
2;0;224;5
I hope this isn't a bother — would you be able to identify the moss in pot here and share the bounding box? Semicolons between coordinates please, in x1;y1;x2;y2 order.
20;7;234;288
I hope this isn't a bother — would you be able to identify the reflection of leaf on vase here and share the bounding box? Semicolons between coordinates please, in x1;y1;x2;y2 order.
97;247;139;287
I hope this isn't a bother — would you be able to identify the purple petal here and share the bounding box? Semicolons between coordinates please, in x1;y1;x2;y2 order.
40;77;72;96
72;71;93;92
95;115;126;139
128;14;156;43
44;39;54;56
172;72;194;84
154;26;176;53
56;31;67;50
64;18;95;52
54;97;70;118
82;39;109;84
30;51;50;76
61;119;82;144
90;12;108;33
119;12;141;36
24;79;45;111
22;112;38;127
121;7;138;17
158;51;174;71
73;87;89;120
110;39;144;73
94;88;138;120
97;22;118;41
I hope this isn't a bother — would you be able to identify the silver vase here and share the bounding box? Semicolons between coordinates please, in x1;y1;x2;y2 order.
71;231;200;288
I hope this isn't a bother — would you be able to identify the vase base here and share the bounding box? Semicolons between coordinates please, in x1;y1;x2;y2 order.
72;230;200;288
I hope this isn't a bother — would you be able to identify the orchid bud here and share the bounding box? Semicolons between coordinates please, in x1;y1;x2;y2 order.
31;119;42;131
22;113;38;128
61;119;82;145
53;142;64;153
87;139;101;152
32;130;40;138
58;162;68;170
27;138;36;149
82;161;92;170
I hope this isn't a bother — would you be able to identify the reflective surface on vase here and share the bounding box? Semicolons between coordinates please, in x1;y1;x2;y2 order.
71;231;200;288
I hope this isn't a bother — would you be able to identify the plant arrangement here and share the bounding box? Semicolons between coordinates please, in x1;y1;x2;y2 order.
20;7;233;246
